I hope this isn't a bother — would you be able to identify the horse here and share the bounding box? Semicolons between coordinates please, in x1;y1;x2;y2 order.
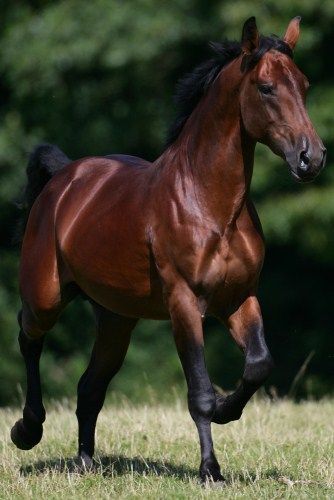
11;17;326;482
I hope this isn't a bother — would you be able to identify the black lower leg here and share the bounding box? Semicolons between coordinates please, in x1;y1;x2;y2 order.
179;345;224;482
212;382;255;424
11;329;45;450
213;298;273;425
196;419;223;482
75;310;136;465
76;364;109;465
212;344;273;425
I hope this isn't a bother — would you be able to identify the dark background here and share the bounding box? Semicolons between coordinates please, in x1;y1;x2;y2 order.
0;1;333;405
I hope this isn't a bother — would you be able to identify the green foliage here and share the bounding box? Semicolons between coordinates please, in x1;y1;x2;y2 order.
0;1;333;404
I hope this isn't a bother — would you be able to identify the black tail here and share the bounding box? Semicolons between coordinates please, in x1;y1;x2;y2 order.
16;144;71;242
24;144;71;211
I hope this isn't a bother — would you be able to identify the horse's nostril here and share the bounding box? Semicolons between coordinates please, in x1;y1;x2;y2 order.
299;151;310;171
299;150;310;170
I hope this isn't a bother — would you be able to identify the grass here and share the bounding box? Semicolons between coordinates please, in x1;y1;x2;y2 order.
0;398;333;499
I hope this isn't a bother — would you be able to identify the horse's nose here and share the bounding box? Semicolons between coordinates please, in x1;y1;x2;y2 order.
298;149;310;172
297;145;326;179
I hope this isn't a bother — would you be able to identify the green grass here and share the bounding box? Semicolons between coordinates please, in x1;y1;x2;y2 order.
0;398;333;499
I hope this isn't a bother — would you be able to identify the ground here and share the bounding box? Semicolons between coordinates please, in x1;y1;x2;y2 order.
0;398;333;499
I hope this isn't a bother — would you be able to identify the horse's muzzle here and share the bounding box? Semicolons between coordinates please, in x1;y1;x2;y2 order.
288;142;327;183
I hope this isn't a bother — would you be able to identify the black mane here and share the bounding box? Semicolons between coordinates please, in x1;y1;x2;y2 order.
166;35;293;146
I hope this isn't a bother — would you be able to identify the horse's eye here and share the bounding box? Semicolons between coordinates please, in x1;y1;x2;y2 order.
258;84;274;95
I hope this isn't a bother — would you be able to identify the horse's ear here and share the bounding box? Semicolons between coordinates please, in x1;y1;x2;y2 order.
283;16;301;50
241;17;259;54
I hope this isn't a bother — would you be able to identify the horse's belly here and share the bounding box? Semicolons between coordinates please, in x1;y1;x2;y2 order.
84;284;169;319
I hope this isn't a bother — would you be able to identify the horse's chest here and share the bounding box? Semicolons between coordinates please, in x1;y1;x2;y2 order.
189;225;264;296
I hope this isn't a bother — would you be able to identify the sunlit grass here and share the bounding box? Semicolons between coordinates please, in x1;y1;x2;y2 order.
0;399;333;498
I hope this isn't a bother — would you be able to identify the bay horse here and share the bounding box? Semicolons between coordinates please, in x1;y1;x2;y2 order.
11;17;326;482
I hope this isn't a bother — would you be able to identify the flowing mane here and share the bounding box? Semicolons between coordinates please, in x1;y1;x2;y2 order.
167;35;293;146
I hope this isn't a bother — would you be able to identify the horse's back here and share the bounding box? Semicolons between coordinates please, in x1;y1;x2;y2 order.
105;153;151;169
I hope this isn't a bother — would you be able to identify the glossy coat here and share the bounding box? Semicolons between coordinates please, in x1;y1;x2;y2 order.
11;17;325;482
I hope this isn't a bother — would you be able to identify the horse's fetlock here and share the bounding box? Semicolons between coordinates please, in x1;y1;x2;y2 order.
23;405;45;426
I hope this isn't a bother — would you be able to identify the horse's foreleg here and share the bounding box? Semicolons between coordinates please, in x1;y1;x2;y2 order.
212;295;273;425
76;307;137;467
11;312;46;450
168;285;223;483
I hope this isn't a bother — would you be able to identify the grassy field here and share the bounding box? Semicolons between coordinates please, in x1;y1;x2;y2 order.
0;398;333;499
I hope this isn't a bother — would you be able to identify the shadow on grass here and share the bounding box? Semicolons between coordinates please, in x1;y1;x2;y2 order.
20;454;197;481
20;455;287;487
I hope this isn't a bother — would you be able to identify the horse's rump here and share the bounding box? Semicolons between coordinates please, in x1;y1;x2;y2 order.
20;155;158;323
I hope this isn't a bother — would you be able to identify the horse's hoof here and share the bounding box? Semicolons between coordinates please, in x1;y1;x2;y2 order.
10;419;43;450
202;478;226;488
212;394;243;424
78;452;94;471
200;470;225;485
200;460;225;484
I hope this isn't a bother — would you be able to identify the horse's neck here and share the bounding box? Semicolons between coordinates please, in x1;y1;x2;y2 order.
159;60;255;231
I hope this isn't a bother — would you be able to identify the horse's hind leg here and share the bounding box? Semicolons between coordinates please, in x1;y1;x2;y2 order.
212;296;273;424
10;304;59;450
11;288;69;449
76;305;137;467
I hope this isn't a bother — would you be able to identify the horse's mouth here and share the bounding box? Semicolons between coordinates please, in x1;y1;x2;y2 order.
289;167;319;183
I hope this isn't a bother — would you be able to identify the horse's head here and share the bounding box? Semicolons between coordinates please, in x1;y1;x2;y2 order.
239;17;326;182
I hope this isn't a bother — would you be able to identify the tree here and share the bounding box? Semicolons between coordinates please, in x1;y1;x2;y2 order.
0;1;333;404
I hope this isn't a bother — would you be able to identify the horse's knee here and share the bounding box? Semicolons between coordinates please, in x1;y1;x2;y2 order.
188;389;216;421
243;353;274;386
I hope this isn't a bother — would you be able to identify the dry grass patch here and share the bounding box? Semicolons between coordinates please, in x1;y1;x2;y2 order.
0;399;333;498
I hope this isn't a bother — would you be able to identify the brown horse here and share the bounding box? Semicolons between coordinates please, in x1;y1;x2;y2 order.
11;17;326;482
